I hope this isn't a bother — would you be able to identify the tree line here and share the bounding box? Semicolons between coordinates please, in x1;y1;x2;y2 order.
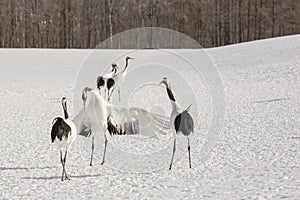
0;0;299;48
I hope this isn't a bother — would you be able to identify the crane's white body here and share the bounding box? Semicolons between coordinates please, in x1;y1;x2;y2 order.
114;69;127;85
107;69;127;101
102;71;116;79
86;89;110;127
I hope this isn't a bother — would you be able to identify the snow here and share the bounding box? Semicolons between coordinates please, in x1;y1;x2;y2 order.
0;35;300;199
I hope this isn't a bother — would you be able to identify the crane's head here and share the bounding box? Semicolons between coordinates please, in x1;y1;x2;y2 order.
126;56;134;61
61;97;67;107
159;77;170;88
111;63;118;72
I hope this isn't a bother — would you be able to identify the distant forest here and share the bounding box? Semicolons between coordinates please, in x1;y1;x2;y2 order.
0;0;299;48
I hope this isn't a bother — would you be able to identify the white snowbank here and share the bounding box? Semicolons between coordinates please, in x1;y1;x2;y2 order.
0;35;299;199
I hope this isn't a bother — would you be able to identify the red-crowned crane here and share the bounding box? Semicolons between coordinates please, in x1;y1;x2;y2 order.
51;97;77;181
107;56;134;101
159;77;194;170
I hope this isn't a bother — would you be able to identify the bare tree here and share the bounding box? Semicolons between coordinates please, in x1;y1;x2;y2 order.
0;0;299;48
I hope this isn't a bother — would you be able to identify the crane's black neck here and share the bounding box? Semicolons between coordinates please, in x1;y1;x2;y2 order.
63;102;69;119
123;59;130;72
166;87;176;101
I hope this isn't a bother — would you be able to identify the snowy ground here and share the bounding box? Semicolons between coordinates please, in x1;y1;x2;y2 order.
0;35;300;199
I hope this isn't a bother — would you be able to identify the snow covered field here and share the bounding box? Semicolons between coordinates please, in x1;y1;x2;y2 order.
0;35;299;199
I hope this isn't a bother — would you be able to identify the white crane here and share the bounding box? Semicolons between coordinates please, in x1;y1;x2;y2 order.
51;97;77;181
96;63;118;98
107;56;134;101
159;77;194;170
77;87;171;166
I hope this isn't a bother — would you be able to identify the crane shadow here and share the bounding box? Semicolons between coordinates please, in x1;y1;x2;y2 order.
0;166;56;171
252;97;290;104
21;173;102;180
290;136;300;140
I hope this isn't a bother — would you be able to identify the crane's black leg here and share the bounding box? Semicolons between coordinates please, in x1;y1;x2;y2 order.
90;135;95;166
108;88;115;101
169;138;176;170
118;88;121;101
109;90;113;101
108;89;112;101
60;150;64;181
106;88;110;100
63;151;70;180
187;137;191;168
107;90;111;101
101;133;108;165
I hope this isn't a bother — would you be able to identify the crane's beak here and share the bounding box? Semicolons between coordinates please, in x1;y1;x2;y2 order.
128;57;134;60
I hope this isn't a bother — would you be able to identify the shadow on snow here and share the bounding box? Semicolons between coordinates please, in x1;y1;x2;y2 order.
21;174;102;180
0;166;56;171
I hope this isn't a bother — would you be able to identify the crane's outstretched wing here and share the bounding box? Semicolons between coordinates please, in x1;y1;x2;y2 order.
73;109;92;137
73;106;171;138
110;106;172;137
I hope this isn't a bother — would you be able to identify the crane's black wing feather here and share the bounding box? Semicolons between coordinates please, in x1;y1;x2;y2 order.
107;78;115;90
51;117;71;142
97;76;105;89
174;111;194;136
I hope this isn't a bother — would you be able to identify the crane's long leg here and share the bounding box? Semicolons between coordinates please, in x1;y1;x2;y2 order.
60;150;64;181
108;88;113;101
90;135;95;166
108;87;116;101
106;87;111;100
107;89;112;101
63;151;70;180
118;88;121;102
187;136;191;168
169;138;176;170
101;133;108;165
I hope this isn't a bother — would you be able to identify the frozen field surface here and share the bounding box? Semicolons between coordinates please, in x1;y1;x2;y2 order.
0;35;300;199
